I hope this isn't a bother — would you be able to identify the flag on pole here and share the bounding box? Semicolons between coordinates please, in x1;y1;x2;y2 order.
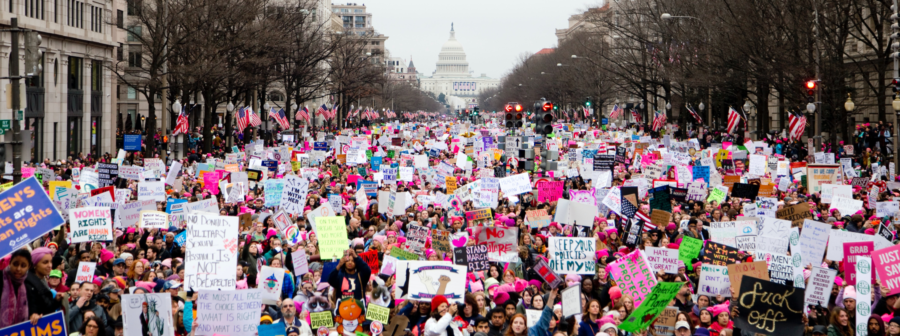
248;107;261;127
687;105;703;124
630;109;642;123
173;106;190;135
727;107;741;134
236;107;249;133
270;108;290;129
789;111;807;140
316;104;328;120
330;104;340;120
609;104;623;119
296;106;310;123
652;110;666;131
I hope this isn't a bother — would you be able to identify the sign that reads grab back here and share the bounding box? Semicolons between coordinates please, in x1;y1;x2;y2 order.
0;177;65;259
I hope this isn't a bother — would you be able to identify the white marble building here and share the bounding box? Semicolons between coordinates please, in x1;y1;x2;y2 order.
419;24;499;109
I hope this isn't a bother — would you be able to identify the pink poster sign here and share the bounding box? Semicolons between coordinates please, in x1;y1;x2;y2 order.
606;249;658;308
843;241;874;286
874;244;900;296
22;167;35;178
347;174;361;185
537;181;564;203
203;172;219;195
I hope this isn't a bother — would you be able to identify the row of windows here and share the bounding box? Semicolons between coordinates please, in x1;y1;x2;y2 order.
89;5;102;33
67;0;83;28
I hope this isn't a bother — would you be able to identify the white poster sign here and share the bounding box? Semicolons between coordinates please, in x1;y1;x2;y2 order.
184;212;238;291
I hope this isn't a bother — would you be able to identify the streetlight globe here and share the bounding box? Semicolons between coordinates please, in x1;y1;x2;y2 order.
661;13;672;20
557;63;563;67
743;99;752;112
291;103;298;112
226;102;234;112
893;95;900;111
807;102;816;113
172;99;182;113
698;102;705;111
844;94;855;112
263;102;270;111
666;102;672;110
571;55;577;58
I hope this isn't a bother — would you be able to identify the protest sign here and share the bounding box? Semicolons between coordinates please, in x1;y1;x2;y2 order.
735;277;805;335
702;241;739;266
70;207;113;243
431;229;452;255
857;256;873;336
650;209;671;227
310;311;334;329
389;246;420;261
280;175;309;215
471;226;519;263
731;183;760;199
727;261;769;296
526;209;551;229
454;245;489;271
119;165;143;180
317;216;350;261
533;259;562;288
776;203;812;227
258;266;285;305
561;285;581;317
367;303;390;324
75;262;96;283
537;181;564;202
465;208;492;221
800;220;831;269
874;244;900;296
619;282;683;332
678;236;703;270
184;212;238;291
699;264;732;297
0;311;66;336
307;203;337;233
844;241;874;286
499;173;531;196
757;217;792;255
406;224;430;255
264;179;285;207
193;289;263;336
97;163;119;187
137;181;166;202
139;210;168;229
292;249;309;276
827;230;873;260
0;178;65;258
606;250;658;307
407;263;467;303
752;251;795;286
548;237;597;274
651;308;679;336
645;247;680;274
525;310;542;328
805;266;839;306
122;293;174;336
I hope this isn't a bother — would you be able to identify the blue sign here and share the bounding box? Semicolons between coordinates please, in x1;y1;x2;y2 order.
174;231;187;247
261;160;278;172
314;142;329;151
0;177;65;259
165;198;187;214
257;321;286;336
370;156;383;171
428;149;440;157
692;166;710;184
357;180;378;197
0;311;66;336
123;135;142;151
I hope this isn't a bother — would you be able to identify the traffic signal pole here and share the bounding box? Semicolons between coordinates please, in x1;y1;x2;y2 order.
7;18;23;184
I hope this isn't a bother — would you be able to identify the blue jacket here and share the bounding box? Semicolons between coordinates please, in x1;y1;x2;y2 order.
577;319;600;336
529;305;555;336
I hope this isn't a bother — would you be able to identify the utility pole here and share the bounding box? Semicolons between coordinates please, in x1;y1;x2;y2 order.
7;18;24;184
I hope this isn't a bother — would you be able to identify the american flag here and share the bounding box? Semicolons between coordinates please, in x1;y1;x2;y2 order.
727;107;741;134
687;105;703;124
296;106;310;123
634;211;656;232
789;111;807;140
609;104;623;119
173;106;190;135
630;109;642;123
236;107;250;133
330;104;340;120
270;108;291;129
316;104;328;120
248;107;261;127
652;110;666;131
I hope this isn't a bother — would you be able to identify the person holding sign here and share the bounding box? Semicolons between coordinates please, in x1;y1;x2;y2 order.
508;288;558;336
327;249;372;301
424;295;465;336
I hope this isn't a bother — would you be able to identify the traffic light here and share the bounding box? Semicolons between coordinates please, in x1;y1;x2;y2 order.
505;104;515;127
536;101;554;135
893;78;900;96
514;103;524;127
504;103;523;128
24;31;41;76
585;97;592;107
806;80;816;102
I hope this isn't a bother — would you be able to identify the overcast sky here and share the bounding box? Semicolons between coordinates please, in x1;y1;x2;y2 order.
363;0;600;80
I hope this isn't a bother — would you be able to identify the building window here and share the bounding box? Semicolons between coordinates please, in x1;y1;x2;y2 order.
90;5;102;33
128;46;142;68
127;25;141;41
342;16;351;28
354;16;365;28
127;0;140;15
68;0;83;28
68;56;83;90
353;9;362;13
127;86;136;99
267;92;284;102
91;60;102;92
25;0;44;19
117;43;124;61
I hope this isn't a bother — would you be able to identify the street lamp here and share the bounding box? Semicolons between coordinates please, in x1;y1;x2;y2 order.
661;13;700;20
844;94;855;112
666;102;672;110
893;94;900;111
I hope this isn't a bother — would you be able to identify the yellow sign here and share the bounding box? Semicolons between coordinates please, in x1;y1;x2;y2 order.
48;181;72;199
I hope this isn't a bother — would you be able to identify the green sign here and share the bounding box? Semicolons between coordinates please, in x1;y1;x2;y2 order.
678;236;702;270
619;282;683;332
389;246;420;261
0;120;11;131
15;110;23;121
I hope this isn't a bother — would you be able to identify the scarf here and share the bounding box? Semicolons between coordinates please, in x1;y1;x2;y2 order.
0;268;29;328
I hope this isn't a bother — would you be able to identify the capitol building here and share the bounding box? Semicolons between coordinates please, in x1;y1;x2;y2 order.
420;24;500;110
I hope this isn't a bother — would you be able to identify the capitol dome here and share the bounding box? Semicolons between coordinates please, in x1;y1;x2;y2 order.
434;23;470;77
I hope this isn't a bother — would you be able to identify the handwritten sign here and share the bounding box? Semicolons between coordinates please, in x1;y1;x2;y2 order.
194;289;263;336
735;277;805;335
184;212;238;291
606;249;658;308
75;262;96;283
471;226;519;263
645;247;679;274
70;207;113;243
548;237;596;274
139;210;169;229
317;216;350;260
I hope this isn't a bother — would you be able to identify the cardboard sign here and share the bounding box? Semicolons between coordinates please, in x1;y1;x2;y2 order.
776;203;812;227
735;277;805;335
606;250;658;307
805;266;839;306
533;258;562;288
194;289;263;336
455;245;489;272
471;226;519;263
70;207;113;243
75;262;97;283
184;212;238;291
843;241;874;286
548;237;597;274
561;285;581;317
139;210;169;229
645;247;679;274
310;311;334;329
699;264;732;297
650;209;671;227
731;183;760;199
727;261;770;296
702;241;740;266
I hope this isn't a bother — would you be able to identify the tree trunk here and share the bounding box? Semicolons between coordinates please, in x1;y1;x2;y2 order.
202;90;214;153
755;75;770;136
